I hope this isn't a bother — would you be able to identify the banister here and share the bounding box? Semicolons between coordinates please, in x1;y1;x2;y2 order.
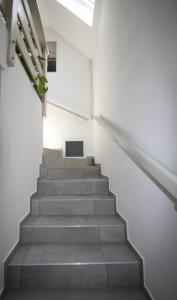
42;48;48;117
27;0;46;49
3;0;48;115
48;101;89;121
18;2;43;75
95;115;177;209
22;0;43;57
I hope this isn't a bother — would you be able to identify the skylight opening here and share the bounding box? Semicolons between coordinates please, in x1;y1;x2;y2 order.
56;0;95;27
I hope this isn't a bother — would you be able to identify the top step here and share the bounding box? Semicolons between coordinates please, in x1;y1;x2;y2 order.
42;148;94;168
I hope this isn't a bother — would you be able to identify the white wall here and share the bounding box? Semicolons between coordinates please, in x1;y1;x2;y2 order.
45;27;92;119
93;0;177;299
0;53;43;294
43;103;93;156
38;0;94;58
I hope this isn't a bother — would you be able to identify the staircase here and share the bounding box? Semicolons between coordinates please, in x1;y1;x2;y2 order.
4;149;148;300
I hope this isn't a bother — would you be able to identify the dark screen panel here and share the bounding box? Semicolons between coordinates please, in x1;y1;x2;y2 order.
65;141;84;157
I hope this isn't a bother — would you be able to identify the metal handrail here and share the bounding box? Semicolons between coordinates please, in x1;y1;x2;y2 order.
95;115;177;209
48;101;89;121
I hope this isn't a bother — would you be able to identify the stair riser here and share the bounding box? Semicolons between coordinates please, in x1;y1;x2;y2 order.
7;264;140;289
40;166;101;180
31;199;116;216
43;157;93;168
37;181;109;195
42;149;62;162
20;226;125;244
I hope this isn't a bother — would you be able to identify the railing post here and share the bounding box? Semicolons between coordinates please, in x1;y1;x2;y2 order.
6;0;19;66
42;48;48;117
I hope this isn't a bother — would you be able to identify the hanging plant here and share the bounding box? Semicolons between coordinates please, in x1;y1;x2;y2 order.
34;75;48;95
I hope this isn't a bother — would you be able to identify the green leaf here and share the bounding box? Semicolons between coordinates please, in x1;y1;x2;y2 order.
34;75;48;95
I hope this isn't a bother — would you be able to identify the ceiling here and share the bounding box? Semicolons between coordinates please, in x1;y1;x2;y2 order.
55;0;95;27
37;0;102;58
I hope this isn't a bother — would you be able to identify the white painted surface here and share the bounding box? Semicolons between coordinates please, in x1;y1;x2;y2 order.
0;56;43;293
38;0;102;58
45;27;91;118
0;17;7;70
55;0;95;27
95;115;177;204
38;0;94;58
43;103;93;156
93;0;177;299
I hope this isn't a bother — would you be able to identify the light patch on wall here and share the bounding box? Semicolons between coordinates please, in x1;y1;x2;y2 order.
43;117;62;149
56;0;95;27
43;103;93;156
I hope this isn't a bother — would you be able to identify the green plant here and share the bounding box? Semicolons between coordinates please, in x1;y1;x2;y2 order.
34;75;48;95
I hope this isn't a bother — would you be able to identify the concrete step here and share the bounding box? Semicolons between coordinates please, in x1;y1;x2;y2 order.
40;165;101;180
7;243;140;289
37;178;109;195
42;155;94;168
20;216;125;244
43;148;63;160
31;195;116;216
3;288;148;300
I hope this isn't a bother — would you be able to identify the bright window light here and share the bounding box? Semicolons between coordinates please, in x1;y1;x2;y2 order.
56;0;95;27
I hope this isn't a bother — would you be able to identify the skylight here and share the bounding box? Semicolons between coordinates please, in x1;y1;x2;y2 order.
56;0;95;27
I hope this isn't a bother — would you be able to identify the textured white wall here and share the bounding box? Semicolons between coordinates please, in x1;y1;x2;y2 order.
0;56;43;294
43;103;93;156
45;27;92;119
93;0;177;299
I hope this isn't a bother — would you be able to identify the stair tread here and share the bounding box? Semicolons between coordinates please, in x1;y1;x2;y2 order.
33;194;115;201
9;243;138;266
39;178;107;183
44;165;99;169
3;288;148;300
22;215;124;227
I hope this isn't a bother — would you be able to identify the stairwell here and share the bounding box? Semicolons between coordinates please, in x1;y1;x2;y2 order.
3;148;149;299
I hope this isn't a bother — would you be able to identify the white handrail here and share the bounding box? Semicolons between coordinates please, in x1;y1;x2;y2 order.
95;115;177;208
48;101;89;121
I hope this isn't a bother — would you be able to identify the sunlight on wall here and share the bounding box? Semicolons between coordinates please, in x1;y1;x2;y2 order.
43;103;93;155
43;117;63;149
56;0;95;27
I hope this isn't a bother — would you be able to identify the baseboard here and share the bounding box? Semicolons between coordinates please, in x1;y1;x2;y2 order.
0;288;7;300
142;286;154;300
3;211;31;292
111;198;153;300
3;241;20;291
30;191;39;214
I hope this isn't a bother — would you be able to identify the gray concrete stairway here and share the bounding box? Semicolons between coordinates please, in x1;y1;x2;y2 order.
4;149;148;300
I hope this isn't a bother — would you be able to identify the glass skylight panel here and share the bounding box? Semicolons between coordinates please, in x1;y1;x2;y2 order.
56;0;95;27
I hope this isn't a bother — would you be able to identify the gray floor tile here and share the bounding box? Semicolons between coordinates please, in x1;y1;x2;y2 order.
3;288;148;300
21;215;125;244
21;226;101;244
9;244;138;265
39;200;95;216
102;244;138;263
22;215;123;227
19;265;107;289
108;264;140;287
33;194;115;201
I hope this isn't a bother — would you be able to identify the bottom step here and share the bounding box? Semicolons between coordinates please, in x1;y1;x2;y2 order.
7;244;140;289
3;288;148;300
